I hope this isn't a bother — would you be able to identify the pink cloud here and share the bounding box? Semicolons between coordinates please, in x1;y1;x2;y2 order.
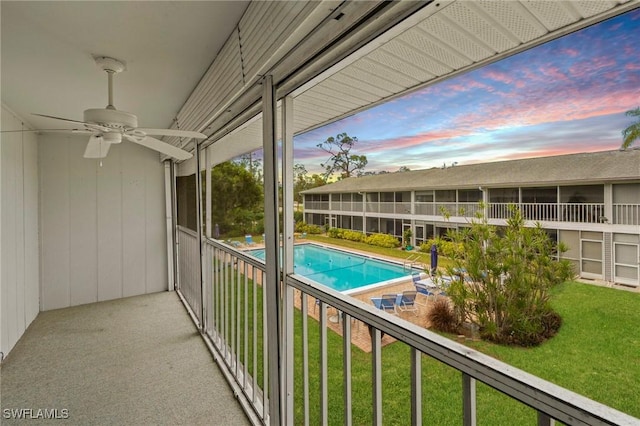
482;69;513;84
452;86;639;132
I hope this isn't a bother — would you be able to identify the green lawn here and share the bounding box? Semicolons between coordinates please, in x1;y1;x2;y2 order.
290;281;640;424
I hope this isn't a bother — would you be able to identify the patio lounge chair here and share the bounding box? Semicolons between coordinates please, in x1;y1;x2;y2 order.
371;294;397;315
414;282;436;303
397;290;418;315
245;235;256;246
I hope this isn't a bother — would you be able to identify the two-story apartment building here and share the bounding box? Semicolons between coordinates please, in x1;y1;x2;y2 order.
303;149;640;287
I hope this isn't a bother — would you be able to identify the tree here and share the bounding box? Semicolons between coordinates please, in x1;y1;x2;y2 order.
317;133;367;180
621;107;640;149
293;164;326;207
440;205;573;346
210;161;263;236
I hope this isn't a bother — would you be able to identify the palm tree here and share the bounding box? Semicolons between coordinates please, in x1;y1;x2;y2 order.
621;107;640;149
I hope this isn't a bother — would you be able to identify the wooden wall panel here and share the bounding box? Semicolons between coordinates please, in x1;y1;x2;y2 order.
68;138;98;306
22;129;40;324
0;106;40;356
145;152;168;293
39;134;71;310
122;143;147;297
96;143;123;301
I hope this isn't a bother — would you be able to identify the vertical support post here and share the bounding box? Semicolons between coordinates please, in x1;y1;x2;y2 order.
362;192;366;234
171;162;179;290
537;411;555;426
410;348;422;426
194;144;205;328
262;74;282;426
205;146;212;239
282;95;295;424
164;160;175;291
462;373;476;426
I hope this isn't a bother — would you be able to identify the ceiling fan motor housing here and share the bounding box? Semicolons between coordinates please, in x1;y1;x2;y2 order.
84;108;138;130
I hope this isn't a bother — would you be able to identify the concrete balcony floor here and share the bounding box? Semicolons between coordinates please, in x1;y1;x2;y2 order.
0;291;250;425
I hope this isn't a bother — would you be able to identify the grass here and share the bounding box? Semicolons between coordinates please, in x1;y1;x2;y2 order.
290;281;640;424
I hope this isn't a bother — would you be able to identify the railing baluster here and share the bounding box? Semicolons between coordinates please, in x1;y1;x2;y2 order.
235;255;241;376
320;302;328;426
252;265;258;406
301;292;310;426
537;411;555;426
343;313;353;426
243;261;249;391
411;348;422;426
372;327;382;426
462;373;476;426
262;269;269;421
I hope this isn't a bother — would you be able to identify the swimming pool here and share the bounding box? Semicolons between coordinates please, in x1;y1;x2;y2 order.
246;243;416;293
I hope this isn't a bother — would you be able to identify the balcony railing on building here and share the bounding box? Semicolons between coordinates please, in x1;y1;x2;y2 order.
308;200;640;226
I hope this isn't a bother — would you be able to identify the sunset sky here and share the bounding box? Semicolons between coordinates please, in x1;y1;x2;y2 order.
293;8;640;175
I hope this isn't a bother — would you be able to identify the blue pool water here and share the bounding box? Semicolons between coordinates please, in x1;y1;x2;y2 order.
246;244;413;292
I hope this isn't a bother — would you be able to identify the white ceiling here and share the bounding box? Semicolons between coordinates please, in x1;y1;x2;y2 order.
1;1;249;131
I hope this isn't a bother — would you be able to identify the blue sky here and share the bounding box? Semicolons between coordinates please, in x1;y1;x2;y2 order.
293;8;640;175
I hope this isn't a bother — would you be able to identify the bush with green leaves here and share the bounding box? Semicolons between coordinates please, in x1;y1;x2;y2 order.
419;238;463;257
295;222;324;235
364;233;400;248
442;205;573;346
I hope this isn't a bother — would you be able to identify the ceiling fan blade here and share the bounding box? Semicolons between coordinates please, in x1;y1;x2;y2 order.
33;113;113;133
32;113;88;125
84;135;110;158
136;128;207;139
123;134;192;161
0;128;86;133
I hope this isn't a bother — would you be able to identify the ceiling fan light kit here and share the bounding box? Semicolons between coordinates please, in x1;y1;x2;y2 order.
30;55;205;161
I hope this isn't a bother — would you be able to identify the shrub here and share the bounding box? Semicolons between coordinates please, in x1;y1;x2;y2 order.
444;205;573;347
364;233;400;248
342;230;365;242
428;298;458;333
327;227;343;238
420;238;463;258
295;222;323;234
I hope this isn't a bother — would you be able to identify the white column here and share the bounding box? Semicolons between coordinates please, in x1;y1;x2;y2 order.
164;161;175;291
205;146;212;239
262;74;282;426
194;145;205;327
282;95;295;425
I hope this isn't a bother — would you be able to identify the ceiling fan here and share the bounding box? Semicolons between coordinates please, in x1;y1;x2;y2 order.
33;56;205;161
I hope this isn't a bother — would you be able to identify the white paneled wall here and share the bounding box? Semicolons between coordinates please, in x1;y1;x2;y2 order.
1;106;40;357
39;133;167;311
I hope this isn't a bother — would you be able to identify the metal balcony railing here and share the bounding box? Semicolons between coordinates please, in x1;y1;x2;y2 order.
177;226;202;322
175;232;637;425
489;203;605;223
309;201;640;225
